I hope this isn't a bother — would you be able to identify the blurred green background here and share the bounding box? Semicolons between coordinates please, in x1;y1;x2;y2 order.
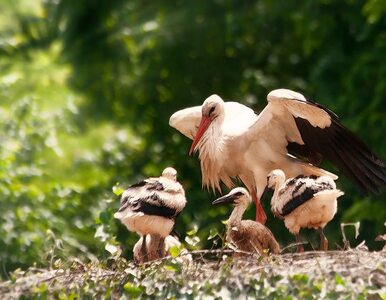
0;0;385;279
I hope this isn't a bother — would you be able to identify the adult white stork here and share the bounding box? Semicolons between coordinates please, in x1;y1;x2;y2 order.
267;169;344;251
114;167;187;257
169;89;386;224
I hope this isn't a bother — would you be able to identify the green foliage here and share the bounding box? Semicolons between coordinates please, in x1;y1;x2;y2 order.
0;95;86;273
1;0;386;282
0;39;140;275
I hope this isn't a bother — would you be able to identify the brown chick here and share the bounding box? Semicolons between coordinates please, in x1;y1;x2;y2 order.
212;187;280;256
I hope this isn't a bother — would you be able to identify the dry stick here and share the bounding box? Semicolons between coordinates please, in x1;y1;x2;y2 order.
340;222;360;249
280;241;309;254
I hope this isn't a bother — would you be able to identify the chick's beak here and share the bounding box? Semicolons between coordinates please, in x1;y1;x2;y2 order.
212;194;237;205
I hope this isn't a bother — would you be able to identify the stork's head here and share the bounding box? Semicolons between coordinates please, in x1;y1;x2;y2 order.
212;187;250;207
162;167;177;181
201;94;224;119
267;169;286;189
189;94;224;155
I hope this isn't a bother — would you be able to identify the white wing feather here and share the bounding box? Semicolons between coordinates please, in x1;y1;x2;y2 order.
267;89;331;128
242;89;335;163
169;106;201;139
169;101;257;139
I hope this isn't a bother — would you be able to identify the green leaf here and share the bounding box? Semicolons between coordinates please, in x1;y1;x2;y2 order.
32;283;48;294
186;224;198;236
164;265;177;272
335;274;345;286
378;293;386;300
185;236;200;246
208;228;220;240
112;184;125;196
99;211;110;224
292;274;309;284
123;282;143;298
169;245;181;258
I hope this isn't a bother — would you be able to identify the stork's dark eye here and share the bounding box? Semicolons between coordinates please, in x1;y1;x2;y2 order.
233;192;244;197
209;106;215;115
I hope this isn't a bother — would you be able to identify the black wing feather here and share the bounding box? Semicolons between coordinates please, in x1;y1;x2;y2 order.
132;193;177;218
128;180;147;189
128;180;164;191
286;100;386;194
331;130;386;190
118;195;133;212
281;182;333;216
281;186;315;216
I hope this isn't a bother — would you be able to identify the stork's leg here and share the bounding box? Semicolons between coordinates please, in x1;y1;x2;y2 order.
157;237;165;259
141;235;148;263
148;234;159;261
251;188;267;224
296;234;304;252
319;228;328;251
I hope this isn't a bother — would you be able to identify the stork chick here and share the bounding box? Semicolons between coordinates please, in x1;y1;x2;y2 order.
267;169;344;252
133;234;182;263
114;167;187;259
212;187;280;256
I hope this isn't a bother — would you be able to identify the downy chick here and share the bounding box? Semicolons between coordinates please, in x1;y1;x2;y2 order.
267;169;343;251
212;187;280;256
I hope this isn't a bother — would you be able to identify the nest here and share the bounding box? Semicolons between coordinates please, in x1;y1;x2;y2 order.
1;248;385;299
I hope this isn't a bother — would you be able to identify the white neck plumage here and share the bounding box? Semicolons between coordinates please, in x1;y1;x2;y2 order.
271;176;286;203
197;117;225;191
228;204;247;227
197;117;224;159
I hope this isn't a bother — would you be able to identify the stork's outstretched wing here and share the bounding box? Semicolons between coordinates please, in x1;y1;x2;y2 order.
253;89;386;194
169;101;257;139
169;106;201;139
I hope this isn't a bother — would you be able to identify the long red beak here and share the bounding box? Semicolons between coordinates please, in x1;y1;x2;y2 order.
189;116;211;155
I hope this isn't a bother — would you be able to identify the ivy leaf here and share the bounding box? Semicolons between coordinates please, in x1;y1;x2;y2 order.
169;245;181;258
105;243;121;256
186;224;198;236
334;274;345;286
112;184;125;196
185;236;200;246
123;282;143;298
208;228;220;240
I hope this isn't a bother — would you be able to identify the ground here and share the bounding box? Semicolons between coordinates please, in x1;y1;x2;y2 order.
1;248;386;299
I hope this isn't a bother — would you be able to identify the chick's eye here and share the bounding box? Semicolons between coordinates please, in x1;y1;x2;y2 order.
209;106;215;115
233;192;244;197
